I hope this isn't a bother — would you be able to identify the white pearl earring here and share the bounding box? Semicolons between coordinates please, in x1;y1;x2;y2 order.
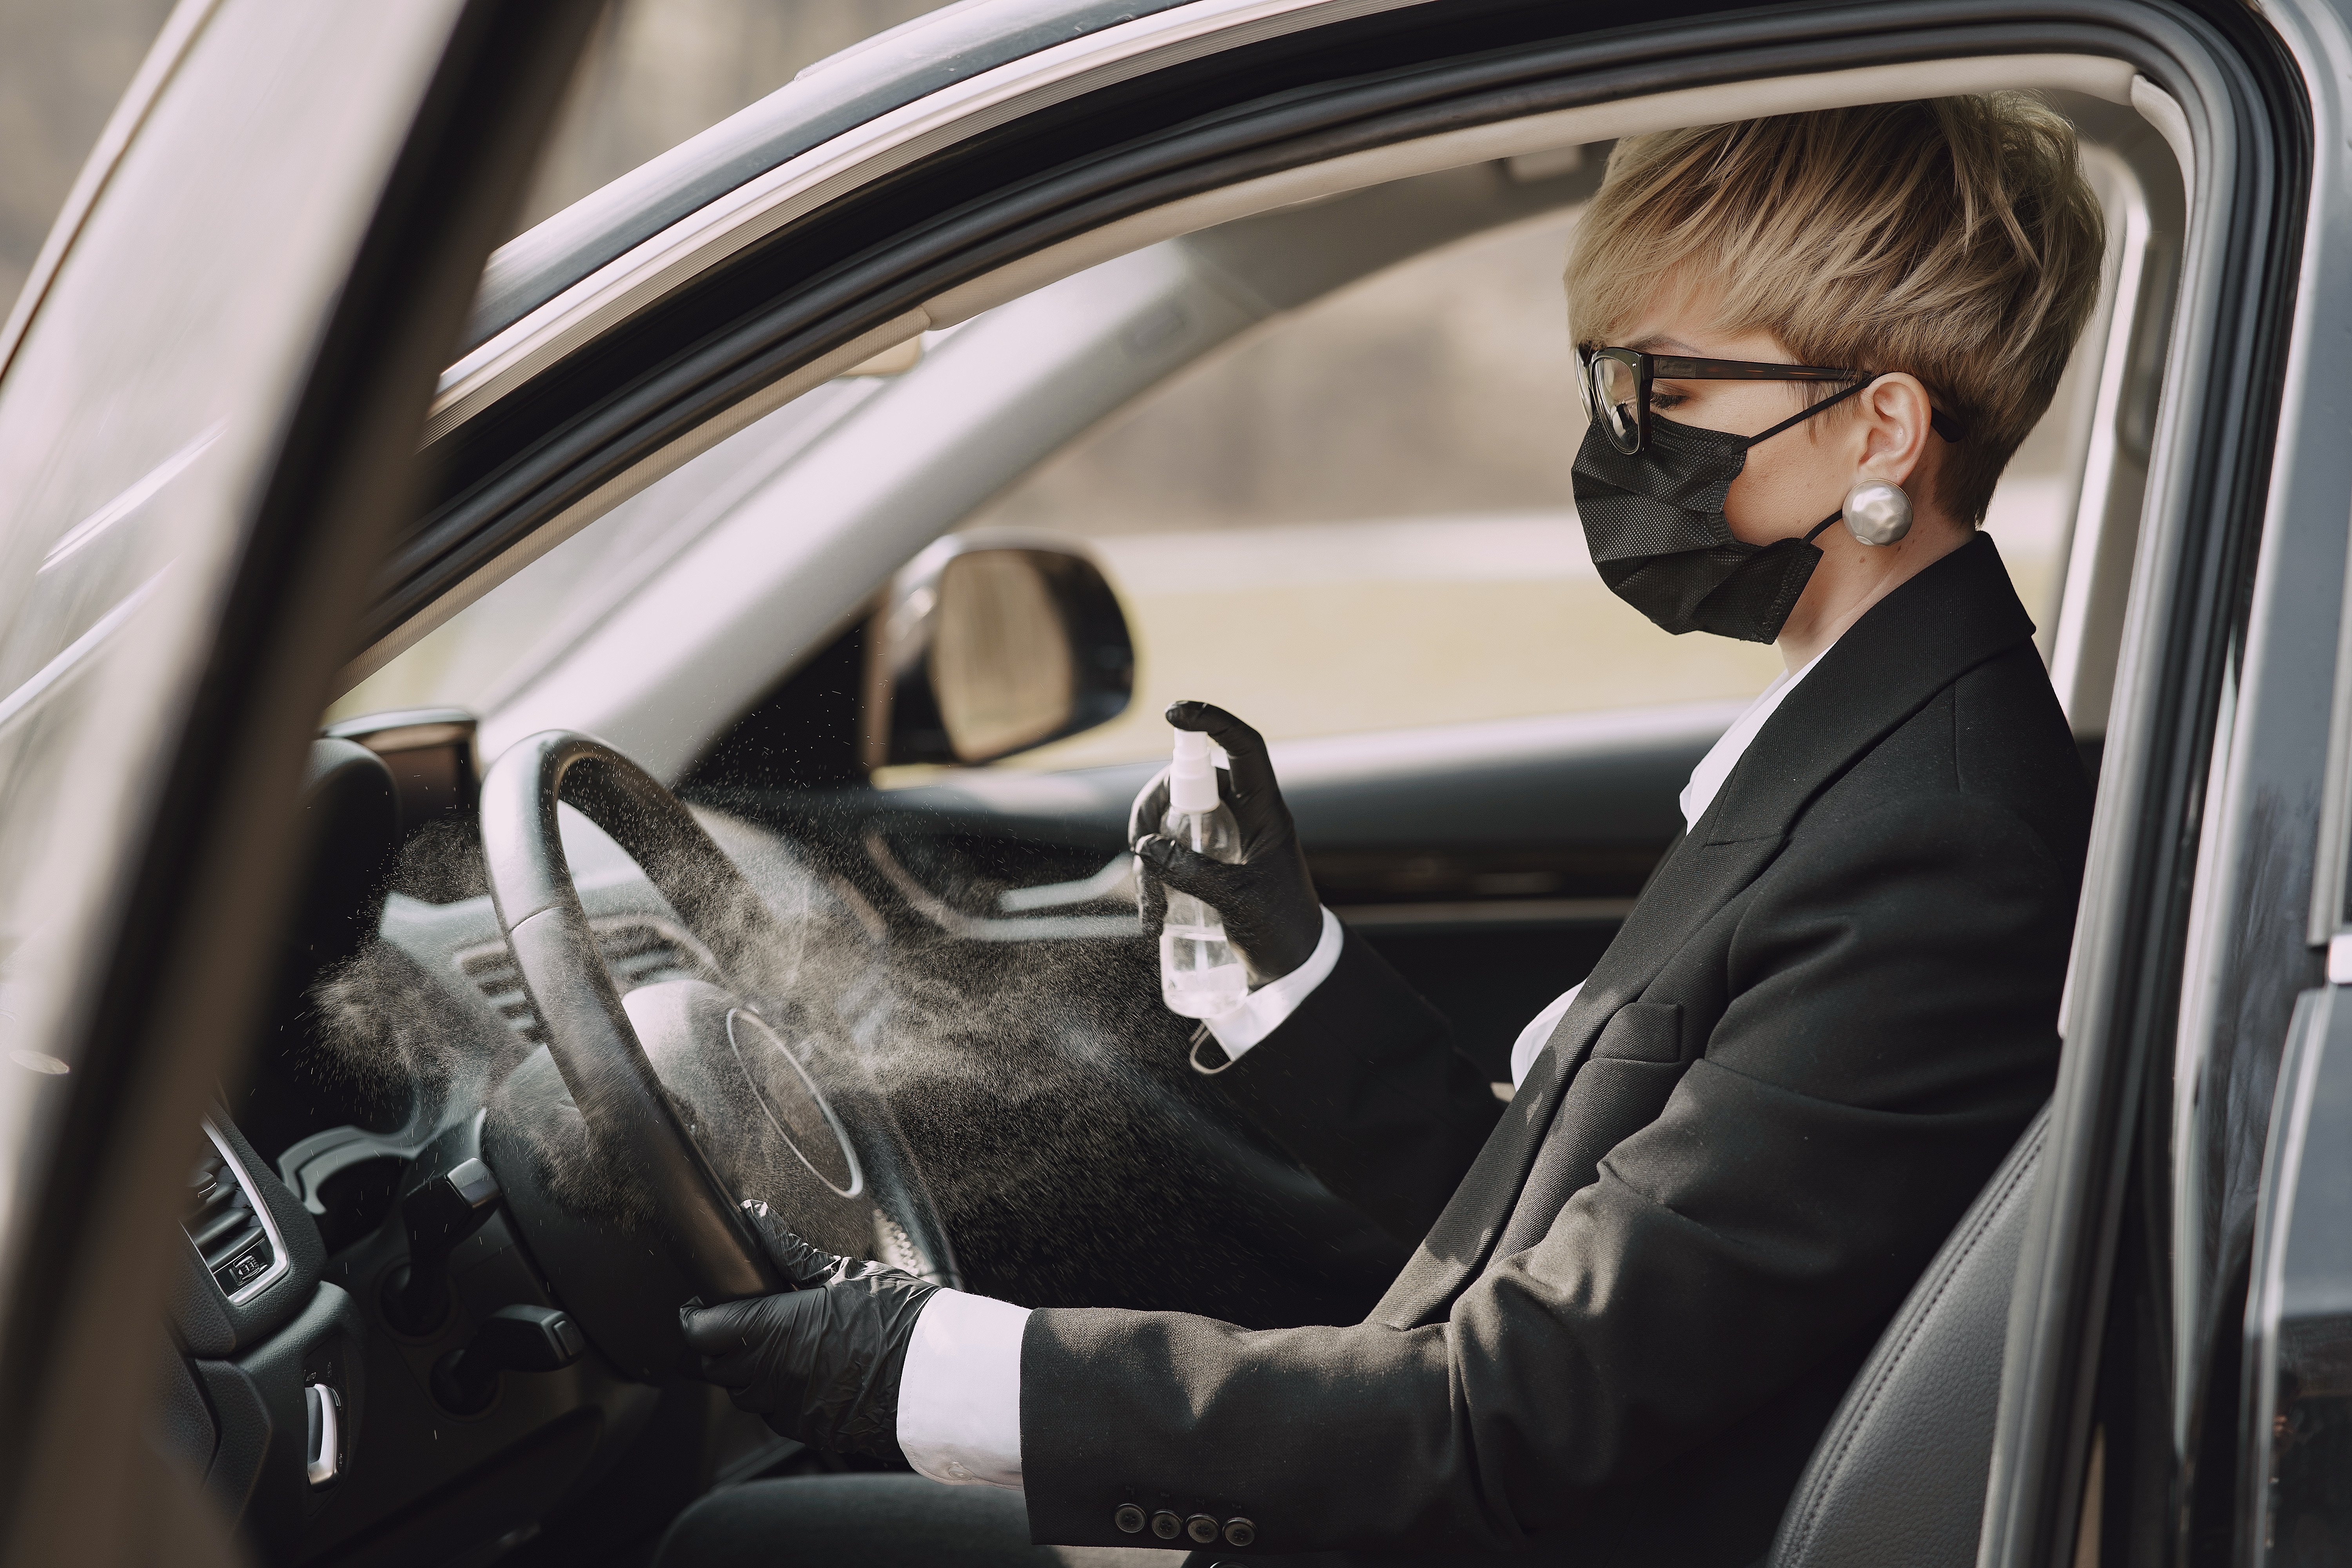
1841;478;1912;546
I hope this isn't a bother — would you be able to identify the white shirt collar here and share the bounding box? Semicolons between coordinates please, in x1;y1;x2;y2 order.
1678;645;1831;832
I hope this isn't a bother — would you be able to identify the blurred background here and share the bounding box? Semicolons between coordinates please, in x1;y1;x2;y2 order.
11;0;2085;772
0;0;176;312
0;0;946;309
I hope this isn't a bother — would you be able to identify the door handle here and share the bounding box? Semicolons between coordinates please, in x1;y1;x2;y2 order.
304;1382;342;1488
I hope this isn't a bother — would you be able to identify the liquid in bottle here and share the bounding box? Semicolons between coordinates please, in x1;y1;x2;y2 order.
1158;729;1247;1017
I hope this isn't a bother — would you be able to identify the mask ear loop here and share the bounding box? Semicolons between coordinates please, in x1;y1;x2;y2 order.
1740;373;1879;449
1749;377;1879;548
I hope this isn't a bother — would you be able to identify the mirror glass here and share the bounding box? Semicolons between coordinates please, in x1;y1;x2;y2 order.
929;551;1076;761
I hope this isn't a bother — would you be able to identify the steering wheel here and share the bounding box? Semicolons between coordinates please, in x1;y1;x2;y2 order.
477;731;955;1316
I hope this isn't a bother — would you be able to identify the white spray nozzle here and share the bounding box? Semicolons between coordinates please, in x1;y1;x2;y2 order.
1169;728;1219;813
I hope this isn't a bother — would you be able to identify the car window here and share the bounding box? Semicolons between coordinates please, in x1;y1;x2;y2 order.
960;207;2096;772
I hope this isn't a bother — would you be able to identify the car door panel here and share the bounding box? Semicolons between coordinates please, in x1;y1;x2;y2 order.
2;0;2318;1560
0;0;601;1557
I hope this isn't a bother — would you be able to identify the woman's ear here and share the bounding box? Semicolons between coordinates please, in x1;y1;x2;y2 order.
1856;373;1935;488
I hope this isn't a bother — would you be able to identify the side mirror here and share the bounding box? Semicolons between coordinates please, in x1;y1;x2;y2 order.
321;707;478;828
863;534;1134;768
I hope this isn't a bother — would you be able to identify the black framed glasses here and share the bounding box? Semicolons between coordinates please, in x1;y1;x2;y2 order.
1575;344;1966;455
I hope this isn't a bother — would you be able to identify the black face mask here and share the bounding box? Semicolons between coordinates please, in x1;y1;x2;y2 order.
1570;381;1870;643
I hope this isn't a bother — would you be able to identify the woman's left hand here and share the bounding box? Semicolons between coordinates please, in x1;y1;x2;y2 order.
678;1201;938;1461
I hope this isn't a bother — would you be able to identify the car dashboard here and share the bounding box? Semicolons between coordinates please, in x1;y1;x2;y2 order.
158;765;760;1565
163;724;1417;1564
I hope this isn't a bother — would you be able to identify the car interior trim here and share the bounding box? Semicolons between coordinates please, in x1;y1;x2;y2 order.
1337;898;1642;931
915;52;2141;331
198;1118;292;1306
1976;2;2314;1563
2044;142;2165;733
862;829;1143;942
2131;72;2196;205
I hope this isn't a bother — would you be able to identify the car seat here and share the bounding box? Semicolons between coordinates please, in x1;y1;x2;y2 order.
1767;1103;2052;1568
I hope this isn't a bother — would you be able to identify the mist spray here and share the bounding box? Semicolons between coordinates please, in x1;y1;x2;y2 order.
1158;729;1247;1017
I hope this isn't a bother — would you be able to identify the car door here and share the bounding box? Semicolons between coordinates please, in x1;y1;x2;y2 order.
346;5;2330;1565
0;0;602;1561
1977;6;2348;1568
7;2;2342;1566
337;1;2337;1561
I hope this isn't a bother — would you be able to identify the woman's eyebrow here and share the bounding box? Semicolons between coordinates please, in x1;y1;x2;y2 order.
1630;335;1703;356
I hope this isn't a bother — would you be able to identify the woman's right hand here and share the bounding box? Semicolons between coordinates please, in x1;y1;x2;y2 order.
1131;701;1324;984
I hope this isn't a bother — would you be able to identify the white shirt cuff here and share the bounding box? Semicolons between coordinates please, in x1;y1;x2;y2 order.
1201;906;1345;1060
896;1289;1031;1491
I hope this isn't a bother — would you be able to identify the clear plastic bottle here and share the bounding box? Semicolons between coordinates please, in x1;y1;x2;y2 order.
1158;729;1248;1017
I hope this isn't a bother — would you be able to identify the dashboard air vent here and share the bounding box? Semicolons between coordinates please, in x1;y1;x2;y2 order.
185;1125;288;1303
458;918;715;1045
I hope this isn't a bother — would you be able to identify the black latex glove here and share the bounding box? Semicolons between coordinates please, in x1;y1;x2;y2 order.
677;1201;939;1462
1131;700;1323;985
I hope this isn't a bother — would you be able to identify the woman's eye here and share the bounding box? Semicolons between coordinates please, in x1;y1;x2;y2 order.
1646;390;1687;411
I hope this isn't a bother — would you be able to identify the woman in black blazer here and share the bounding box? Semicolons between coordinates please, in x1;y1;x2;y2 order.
665;94;2109;1568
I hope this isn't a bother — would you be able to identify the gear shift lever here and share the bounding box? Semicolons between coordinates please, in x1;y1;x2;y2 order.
380;1157;500;1335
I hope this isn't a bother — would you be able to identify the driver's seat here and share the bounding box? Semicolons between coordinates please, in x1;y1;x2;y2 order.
1767;1103;2051;1568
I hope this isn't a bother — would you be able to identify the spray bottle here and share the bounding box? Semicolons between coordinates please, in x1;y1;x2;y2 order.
1158;728;1247;1017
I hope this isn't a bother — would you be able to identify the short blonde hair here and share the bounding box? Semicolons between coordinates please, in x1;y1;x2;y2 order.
1565;96;2107;523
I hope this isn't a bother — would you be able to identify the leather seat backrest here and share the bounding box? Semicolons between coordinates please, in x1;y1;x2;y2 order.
1767;1103;2050;1568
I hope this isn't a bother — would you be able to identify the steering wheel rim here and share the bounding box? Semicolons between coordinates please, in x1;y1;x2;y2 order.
480;730;945;1302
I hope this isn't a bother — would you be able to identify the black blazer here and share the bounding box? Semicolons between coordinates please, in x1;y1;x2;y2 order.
1021;535;2091;1565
